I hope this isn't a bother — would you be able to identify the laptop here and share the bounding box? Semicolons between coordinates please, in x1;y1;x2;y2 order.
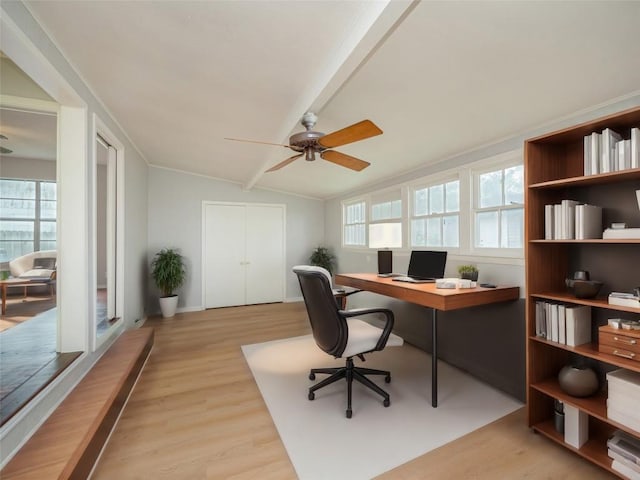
392;251;447;284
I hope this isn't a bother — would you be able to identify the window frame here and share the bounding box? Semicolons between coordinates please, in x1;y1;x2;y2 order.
342;198;367;248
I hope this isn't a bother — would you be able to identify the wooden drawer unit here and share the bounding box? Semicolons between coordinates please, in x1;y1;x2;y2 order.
599;325;640;363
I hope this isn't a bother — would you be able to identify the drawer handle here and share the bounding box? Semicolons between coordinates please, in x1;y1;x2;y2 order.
613;336;637;345
613;350;636;359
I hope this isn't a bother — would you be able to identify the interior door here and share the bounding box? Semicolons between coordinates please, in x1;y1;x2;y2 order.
204;204;246;308
245;205;284;304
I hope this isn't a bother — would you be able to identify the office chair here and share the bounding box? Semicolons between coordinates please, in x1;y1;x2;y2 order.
293;265;403;418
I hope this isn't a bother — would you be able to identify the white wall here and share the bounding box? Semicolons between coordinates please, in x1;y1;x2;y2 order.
147;166;324;313
0;157;56;181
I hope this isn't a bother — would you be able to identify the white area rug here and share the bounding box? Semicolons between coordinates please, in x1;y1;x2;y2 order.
242;335;522;480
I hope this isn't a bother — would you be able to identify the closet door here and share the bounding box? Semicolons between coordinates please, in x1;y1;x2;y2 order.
204;204;246;308
245;205;284;304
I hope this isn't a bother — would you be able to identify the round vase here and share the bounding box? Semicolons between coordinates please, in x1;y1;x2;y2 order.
558;365;599;397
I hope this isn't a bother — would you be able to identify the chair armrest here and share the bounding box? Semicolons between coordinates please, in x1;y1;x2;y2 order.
340;307;395;351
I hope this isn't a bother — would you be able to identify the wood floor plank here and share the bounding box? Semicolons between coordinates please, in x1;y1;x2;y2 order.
92;302;617;479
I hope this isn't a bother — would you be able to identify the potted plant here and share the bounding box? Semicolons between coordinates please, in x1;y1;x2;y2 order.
151;248;186;318
458;264;478;281
309;246;336;275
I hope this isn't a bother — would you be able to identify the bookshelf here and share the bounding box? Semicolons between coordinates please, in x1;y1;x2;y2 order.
525;106;640;478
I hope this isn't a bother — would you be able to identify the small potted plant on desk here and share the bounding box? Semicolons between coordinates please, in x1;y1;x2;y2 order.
151;248;186;318
458;265;479;282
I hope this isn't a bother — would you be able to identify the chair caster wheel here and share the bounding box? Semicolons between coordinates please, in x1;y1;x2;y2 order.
308;392;315;401
346;409;352;419
383;399;390;407
385;374;391;383
309;373;316;380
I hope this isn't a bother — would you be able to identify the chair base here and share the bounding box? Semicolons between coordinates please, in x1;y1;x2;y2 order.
308;357;391;418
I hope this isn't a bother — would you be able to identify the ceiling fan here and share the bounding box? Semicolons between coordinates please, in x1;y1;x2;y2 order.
0;134;12;154
225;112;382;172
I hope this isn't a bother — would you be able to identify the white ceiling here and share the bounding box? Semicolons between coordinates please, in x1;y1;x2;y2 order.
15;1;640;199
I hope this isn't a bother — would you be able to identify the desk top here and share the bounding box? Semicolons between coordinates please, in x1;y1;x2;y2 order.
335;273;520;311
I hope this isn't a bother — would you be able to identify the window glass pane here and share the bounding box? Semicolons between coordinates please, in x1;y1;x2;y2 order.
0;241;33;260
369;222;401;249
371;200;401;221
0;199;36;218
40;200;56;219
443;215;459;247
411;218;426;247
0;220;35;259
40;221;56;241
429;185;444;214
475;211;499;247
0;179;36;199
501;208;523;248
40;182;57;201
479;170;502;208
426;217;441;246
445;181;459;212
391;199;401;218
40;241;56;251
504;165;524;205
414;188;428;216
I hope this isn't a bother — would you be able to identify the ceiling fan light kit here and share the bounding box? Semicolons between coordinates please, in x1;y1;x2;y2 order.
226;112;382;172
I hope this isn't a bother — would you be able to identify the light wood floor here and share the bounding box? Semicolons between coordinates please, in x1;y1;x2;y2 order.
93;302;615;479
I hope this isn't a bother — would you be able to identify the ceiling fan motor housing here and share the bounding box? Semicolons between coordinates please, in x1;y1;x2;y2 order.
288;130;326;159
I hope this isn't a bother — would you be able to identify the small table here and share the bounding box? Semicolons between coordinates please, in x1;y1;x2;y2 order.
0;278;52;315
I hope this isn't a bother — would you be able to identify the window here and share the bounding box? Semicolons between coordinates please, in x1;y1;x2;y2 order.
343;200;366;246
0;179;56;260
410;180;459;248
369;191;402;248
474;165;523;248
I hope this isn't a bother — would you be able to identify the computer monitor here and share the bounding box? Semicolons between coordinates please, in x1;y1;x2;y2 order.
407;250;447;280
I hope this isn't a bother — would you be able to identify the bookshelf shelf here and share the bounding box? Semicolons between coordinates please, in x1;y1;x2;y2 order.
525;105;640;478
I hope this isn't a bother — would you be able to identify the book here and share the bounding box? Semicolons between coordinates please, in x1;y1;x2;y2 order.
590;132;601;174
545;204;555;240
535;301;546;337
612;459;640;480
558;304;566;344
551;303;559;342
554;204;562;239
603;228;640;240
608;294;640;308
574;204;602;239
601;128;622;173
565;305;591;346
609;449;640;471
632;128;640;169
608;430;640;465
617;139;631;171
607;368;640;388
561;200;579;239
583;134;592;176
564;404;588;448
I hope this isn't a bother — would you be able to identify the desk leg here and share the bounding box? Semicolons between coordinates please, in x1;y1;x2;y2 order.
431;308;438;408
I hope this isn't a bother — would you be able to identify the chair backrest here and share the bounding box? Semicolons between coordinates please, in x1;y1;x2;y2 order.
293;265;347;357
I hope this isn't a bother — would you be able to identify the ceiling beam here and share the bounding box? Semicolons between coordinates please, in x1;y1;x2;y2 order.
243;0;418;191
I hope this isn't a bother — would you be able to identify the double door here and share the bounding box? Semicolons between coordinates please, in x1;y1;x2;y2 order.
203;203;285;308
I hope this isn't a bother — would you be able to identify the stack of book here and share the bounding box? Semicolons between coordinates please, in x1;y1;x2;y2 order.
607;369;640;432
583;127;640;176
535;301;591;346
608;430;640;480
544;200;602;240
609;292;640;308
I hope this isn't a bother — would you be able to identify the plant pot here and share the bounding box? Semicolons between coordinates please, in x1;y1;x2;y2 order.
461;272;478;282
159;295;178;318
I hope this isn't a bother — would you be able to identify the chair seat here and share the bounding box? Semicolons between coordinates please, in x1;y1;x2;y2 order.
343;319;403;358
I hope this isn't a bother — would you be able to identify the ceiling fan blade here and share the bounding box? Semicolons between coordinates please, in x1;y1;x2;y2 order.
265;153;304;172
318;119;382;148
320;150;370;171
224;137;292;148
0;146;12;154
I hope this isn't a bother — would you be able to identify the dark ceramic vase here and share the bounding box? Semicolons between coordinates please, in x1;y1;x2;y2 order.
558;365;599;397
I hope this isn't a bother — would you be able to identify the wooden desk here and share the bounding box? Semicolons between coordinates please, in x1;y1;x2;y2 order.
335;273;520;407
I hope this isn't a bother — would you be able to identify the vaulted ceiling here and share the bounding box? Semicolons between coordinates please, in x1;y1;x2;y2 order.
13;1;640;198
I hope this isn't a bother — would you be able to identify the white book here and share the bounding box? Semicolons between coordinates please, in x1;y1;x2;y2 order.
617;139;631;171
603;228;640;239
561;200;579;239
554;204;562;239
575;204;602;239
608;294;640;308
632;128;640;169
551;303;559;343
607;369;640;388
612;460;640;480
608;408;640;435
583;134;592;175
545;204;555;240
565;305;591;346
564;404;589;448
609;450;640;471
608;400;640;422
545;302;552;340
558;304;566;344
535;301;546;337
591;133;601;174
601;128;622;173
